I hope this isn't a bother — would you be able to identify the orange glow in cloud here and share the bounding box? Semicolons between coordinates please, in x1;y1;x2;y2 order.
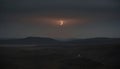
8;14;92;26
59;20;64;26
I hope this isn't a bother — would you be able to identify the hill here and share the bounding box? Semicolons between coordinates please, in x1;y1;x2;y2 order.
0;37;120;46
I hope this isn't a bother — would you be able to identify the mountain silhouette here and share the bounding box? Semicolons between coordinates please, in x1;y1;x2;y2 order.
67;37;120;45
0;37;59;45
0;37;120;45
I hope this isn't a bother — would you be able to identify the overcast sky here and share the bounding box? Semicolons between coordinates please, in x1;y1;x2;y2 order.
0;0;120;39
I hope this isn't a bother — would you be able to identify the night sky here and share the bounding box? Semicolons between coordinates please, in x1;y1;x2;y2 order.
0;0;120;39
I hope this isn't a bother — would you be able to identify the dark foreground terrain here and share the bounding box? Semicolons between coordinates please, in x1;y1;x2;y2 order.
0;44;120;69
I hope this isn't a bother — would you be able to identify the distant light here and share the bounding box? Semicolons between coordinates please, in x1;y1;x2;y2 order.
59;20;64;26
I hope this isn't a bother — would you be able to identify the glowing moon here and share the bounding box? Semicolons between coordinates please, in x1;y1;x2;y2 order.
60;20;64;26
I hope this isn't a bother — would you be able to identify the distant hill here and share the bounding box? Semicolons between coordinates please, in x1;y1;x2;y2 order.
67;38;120;45
0;37;120;45
0;37;59;45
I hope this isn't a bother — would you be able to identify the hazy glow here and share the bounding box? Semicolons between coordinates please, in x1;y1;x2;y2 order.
59;20;64;26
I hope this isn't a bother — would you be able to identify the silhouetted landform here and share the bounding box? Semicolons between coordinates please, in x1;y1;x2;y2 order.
0;37;59;45
0;37;120;46
67;37;120;45
0;45;120;69
0;37;120;69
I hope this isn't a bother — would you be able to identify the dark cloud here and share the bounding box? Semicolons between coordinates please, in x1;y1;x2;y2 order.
1;0;120;12
0;0;120;39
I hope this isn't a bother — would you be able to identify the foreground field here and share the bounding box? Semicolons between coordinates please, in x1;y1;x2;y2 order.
0;44;120;69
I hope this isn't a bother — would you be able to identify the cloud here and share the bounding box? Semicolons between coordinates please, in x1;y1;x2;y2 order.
1;0;120;11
